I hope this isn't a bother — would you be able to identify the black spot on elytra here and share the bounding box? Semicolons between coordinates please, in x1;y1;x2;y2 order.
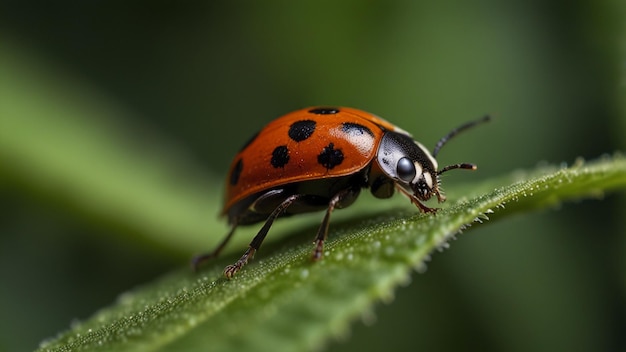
239;131;259;152
230;158;243;185
317;143;344;170
308;107;340;115
271;145;290;168
288;120;316;142
341;122;375;138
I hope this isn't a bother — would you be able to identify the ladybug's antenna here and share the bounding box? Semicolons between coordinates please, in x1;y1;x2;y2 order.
437;162;476;175
432;115;491;158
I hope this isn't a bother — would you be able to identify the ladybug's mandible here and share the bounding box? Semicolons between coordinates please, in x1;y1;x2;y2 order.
193;107;490;278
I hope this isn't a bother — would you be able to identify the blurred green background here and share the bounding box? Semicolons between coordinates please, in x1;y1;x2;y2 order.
0;1;624;351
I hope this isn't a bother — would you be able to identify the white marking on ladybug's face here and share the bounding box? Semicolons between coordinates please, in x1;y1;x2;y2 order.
410;162;423;185
423;172;433;189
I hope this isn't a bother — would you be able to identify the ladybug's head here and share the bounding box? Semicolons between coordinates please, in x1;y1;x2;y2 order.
373;116;490;209
374;131;444;203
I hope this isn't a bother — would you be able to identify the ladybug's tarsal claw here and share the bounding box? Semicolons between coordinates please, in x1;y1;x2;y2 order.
224;247;256;279
223;264;240;279
415;198;440;214
312;240;325;261
223;260;246;279
426;207;440;215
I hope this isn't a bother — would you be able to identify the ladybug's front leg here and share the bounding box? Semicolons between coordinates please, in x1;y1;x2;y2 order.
395;186;439;214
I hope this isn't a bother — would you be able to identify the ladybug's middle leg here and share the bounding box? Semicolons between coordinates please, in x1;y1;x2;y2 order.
224;193;304;279
312;187;361;260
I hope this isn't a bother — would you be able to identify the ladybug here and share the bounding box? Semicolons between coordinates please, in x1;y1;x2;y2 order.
193;107;490;278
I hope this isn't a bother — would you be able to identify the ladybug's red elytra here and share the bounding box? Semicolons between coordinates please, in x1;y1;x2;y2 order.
193;107;490;278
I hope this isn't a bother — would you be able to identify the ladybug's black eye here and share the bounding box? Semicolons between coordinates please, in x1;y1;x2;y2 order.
396;157;416;182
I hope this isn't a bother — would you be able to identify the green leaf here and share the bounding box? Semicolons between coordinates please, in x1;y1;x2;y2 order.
37;154;626;352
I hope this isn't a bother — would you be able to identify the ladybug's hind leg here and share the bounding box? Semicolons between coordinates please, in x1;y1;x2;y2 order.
191;219;239;271
224;193;304;279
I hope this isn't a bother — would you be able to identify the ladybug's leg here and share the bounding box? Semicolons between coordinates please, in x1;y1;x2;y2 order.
224;193;303;279
395;185;438;213
312;187;360;260
191;219;239;271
